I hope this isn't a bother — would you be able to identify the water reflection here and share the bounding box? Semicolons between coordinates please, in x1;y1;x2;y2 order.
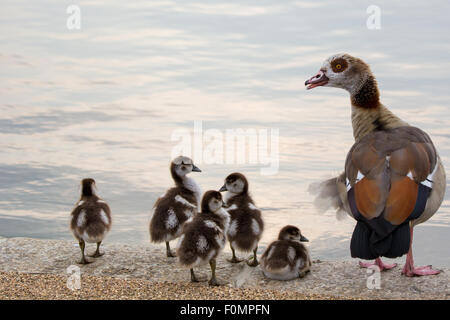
1;0;449;266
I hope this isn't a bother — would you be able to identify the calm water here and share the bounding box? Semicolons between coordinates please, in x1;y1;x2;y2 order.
1;0;450;266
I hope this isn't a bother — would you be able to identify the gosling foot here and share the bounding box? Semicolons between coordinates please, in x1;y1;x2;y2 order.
227;256;243;263
88;251;104;258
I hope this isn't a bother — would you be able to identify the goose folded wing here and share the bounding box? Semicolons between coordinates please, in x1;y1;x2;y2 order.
346;126;437;228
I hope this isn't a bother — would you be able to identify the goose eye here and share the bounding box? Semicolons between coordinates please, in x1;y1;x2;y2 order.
336;64;342;70
181;166;186;171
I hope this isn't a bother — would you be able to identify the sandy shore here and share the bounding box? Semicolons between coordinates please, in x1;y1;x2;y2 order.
0;271;343;300
0;237;448;300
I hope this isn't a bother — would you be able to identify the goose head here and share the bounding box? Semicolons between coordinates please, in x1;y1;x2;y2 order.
305;53;376;96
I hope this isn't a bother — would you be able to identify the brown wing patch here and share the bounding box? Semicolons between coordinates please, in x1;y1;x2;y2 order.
354;177;383;219
384;177;418;225
346;126;437;224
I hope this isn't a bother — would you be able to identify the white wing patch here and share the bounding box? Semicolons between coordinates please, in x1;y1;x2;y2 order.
228;219;238;237
78;200;85;206
407;171;414;180
184;209;194;219
197;235;208;253
248;203;258;210
77;210;86;227
165;208;178;230
251;219;260;235
204;220;219;230
287;246;296;263
175;195;196;208
346;170;365;191
185;217;193;225
226;204;238;212
100;209;109;225
421;162;439;188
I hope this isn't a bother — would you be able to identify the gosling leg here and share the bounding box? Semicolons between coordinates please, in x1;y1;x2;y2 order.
208;259;220;286
227;243;243;263
190;268;207;282
78;240;91;264
166;241;176;258
89;241;104;258
247;246;259;267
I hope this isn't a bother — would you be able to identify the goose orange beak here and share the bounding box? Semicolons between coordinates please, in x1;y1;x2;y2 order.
305;70;329;89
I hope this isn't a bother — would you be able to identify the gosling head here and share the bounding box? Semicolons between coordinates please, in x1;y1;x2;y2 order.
219;172;248;195
170;156;201;179
201;190;223;213
278;225;309;242
81;178;96;197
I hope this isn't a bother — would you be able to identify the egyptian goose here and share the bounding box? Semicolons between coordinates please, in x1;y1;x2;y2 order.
219;173;264;267
260;225;311;280
70;178;112;264
149;156;202;257
177;190;230;286
305;54;446;276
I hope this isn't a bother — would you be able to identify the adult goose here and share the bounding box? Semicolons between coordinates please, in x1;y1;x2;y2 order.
305;53;446;276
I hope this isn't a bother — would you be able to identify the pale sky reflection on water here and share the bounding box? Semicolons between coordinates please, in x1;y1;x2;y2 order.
1;0;449;266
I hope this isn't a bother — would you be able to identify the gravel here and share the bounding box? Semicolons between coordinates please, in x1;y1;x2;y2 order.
0;237;448;300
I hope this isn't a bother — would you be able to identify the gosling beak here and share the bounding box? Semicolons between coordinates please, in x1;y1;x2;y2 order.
300;235;309;242
305;70;329;90
192;165;201;172
219;184;227;192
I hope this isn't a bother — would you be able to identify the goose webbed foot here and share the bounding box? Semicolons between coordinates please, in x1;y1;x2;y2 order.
401;228;440;276
402;264;440;277
359;258;397;271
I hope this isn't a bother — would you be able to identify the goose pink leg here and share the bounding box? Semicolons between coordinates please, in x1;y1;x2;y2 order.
359;257;397;271
401;227;440;277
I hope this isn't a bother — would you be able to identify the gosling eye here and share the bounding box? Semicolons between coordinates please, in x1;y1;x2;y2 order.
181;166;186;171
